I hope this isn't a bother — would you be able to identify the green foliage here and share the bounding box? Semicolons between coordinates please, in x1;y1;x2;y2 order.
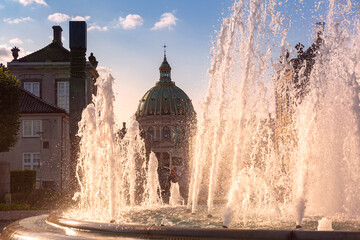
0;66;20;152
9;171;74;210
9;192;29;203
0;203;37;211
10;170;36;194
27;188;73;209
9;188;73;210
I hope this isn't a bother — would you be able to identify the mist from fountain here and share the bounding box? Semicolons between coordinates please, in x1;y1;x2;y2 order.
67;0;360;230
188;0;290;224
317;217;333;231
293;3;360;219
71;73;148;222
169;182;183;206
143;152;163;207
188;0;360;228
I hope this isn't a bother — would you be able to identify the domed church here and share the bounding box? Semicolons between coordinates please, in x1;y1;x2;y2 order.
136;48;195;202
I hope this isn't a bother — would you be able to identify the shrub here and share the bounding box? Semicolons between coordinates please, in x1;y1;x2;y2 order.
28;189;73;210
0;65;20;152
0;203;37;211
10;192;29;204
10;170;36;194
28;188;60;209
9;171;74;210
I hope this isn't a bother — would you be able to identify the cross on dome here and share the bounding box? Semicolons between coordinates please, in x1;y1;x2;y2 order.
163;44;167;57
159;45;172;82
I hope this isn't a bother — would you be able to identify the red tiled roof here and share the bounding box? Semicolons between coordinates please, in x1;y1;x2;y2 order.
20;88;67;114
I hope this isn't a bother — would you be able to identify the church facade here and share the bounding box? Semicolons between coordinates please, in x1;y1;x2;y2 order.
136;51;196;201
273;22;324;171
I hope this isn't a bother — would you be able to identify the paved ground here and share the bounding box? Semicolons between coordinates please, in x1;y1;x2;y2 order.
0;210;51;233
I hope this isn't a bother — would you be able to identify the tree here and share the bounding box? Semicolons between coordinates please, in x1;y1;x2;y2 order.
0;64;20;152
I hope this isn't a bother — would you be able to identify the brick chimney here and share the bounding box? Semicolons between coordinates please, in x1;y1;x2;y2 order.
52;26;63;46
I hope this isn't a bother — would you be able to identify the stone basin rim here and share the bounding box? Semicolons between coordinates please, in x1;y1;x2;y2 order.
46;213;360;240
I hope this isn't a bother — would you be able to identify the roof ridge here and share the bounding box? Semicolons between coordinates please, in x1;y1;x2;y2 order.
16;42;70;63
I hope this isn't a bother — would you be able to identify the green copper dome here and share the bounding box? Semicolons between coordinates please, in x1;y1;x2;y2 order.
136;55;194;117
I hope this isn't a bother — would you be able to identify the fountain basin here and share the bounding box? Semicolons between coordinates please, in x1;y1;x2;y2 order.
1;213;360;240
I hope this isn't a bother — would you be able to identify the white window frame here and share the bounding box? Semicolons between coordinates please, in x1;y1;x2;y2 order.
24;82;40;97
57;81;69;112
22;152;40;174
22;120;42;137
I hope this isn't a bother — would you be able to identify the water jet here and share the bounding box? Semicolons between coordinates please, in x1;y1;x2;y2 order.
2;0;360;239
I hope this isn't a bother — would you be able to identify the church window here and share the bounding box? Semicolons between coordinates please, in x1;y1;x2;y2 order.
57;81;69;112
163;126;170;139
24;82;40;97
148;127;154;141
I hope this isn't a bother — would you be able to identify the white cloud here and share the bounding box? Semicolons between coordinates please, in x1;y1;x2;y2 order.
48;13;70;23
151;12;178;30
88;24;108;32
4;17;33;24
48;13;91;23
115;14;143;30
71;16;91;21
13;0;47;6
9;38;23;45
0;44;31;64
0;3;4;9
0;45;12;64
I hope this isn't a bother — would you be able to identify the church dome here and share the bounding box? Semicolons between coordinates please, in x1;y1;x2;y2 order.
136;53;194;117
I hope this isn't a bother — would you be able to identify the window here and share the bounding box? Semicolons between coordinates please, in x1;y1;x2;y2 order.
23;120;42;137
24;82;40;97
148;127;154;141
163;126;170;139
22;153;40;174
161;72;170;78
57;81;69;112
43;141;49;149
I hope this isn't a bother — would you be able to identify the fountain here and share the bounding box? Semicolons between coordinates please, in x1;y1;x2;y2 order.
2;0;360;239
143;152;163;207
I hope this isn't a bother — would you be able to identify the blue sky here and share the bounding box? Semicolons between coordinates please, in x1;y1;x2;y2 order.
1;0;358;122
